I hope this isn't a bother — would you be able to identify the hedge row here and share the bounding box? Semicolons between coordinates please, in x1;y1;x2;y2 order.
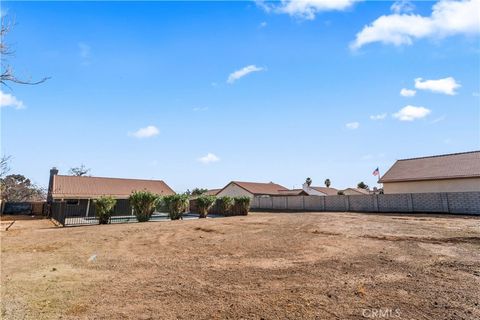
189;196;250;217
94;193;251;224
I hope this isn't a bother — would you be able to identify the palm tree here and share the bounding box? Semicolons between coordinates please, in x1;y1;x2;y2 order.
324;179;331;188
305;177;312;187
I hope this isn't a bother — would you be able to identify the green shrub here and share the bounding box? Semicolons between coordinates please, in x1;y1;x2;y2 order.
129;191;160;222
94;196;117;224
233;196;250;216
196;195;216;218
217;196;234;216
163;194;189;220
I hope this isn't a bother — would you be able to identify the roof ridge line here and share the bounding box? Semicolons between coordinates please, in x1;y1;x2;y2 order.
55;175;166;182
398;150;480;161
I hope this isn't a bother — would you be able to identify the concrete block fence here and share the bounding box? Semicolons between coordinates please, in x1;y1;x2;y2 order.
250;192;480;215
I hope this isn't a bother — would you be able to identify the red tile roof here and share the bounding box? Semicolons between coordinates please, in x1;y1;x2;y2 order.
52;175;175;199
379;151;480;183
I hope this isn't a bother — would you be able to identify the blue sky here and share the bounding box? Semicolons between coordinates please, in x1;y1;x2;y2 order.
1;0;479;192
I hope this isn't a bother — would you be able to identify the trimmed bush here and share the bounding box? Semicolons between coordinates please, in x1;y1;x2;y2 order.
129;191;160;222
94;196;117;224
196;195;216;218
233;196;250;216
163;194;189;220
217;196;234;216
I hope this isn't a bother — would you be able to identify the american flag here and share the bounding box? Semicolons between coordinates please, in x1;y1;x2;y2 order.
372;167;380;176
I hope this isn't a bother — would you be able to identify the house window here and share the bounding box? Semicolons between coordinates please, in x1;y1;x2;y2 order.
66;199;79;206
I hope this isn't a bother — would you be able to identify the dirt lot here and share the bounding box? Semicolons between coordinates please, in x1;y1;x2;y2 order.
1;212;480;319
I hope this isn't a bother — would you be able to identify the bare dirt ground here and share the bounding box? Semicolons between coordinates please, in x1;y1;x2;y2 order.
1;212;480;320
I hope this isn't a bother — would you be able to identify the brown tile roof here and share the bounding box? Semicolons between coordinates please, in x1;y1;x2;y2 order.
278;189;308;195
310;186;339;195
52;175;175;199
204;189;221;196
343;188;370;195
379;151;480;183
225;181;289;195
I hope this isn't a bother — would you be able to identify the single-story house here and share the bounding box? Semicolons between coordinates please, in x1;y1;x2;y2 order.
341;188;370;195
216;181;289;198
308;186;339;196
301;182;338;196
204;189;221;196
379;151;480;194
278;189;309;196
47;168;175;216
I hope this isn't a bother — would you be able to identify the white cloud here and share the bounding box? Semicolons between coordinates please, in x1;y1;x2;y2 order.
400;88;416;97
198;153;220;164
129;125;159;138
259;21;267;28
369;113;387;120
414;77;460;95
193;106;209;112
346;121;360;129
257;0;358;20
393;105;431;121
227;65;264;84
391;0;415;14
0;91;25;109
351;0;480;50
430;115;446;124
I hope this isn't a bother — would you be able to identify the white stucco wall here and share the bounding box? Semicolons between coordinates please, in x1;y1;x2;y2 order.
216;183;253;198
383;178;480;194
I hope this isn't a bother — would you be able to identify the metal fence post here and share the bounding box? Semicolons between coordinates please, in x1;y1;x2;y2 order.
60;201;67;226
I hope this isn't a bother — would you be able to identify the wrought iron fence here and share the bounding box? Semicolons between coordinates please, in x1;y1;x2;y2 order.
50;199;223;227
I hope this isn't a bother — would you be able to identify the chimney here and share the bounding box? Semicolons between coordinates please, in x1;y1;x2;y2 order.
47;167;58;203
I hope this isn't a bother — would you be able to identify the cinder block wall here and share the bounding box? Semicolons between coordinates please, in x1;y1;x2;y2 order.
251;192;480;215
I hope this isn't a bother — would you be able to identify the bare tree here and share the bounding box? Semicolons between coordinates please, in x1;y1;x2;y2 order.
1;15;49;86
1;155;11;178
1;174;46;201
0;157;46;201
69;164;91;176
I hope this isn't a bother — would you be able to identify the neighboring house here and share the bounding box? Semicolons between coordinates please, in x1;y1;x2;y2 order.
204;189;221;196
379;151;480;194
278;189;309;196
47;168;175;216
302;183;338;196
216;181;289;198
341;188;370;195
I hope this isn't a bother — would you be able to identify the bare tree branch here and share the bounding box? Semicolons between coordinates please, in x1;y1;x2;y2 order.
1;15;50;86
